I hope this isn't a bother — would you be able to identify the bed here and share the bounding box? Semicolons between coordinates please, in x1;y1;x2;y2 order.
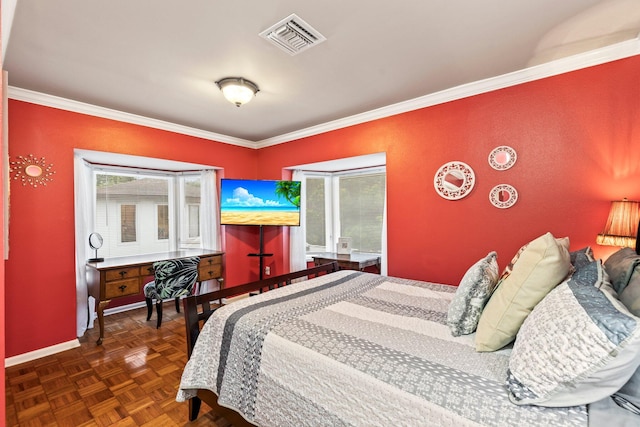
176;235;640;427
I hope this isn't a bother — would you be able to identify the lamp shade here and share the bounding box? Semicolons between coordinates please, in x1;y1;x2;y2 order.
216;77;259;107
596;199;640;248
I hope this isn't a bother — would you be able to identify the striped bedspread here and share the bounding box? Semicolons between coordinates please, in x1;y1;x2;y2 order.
177;270;588;426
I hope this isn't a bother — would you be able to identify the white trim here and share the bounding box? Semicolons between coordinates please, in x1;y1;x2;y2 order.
256;38;640;148
7;86;256;148
103;300;148;316
5;339;81;367
8;39;640;149
101;298;190;317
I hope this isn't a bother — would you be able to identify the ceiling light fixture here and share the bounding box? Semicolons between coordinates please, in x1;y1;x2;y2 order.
215;77;259;107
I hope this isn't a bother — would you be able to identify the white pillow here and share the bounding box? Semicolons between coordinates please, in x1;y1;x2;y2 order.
506;261;640;407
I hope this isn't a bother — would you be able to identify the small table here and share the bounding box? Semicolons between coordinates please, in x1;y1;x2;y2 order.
312;252;381;273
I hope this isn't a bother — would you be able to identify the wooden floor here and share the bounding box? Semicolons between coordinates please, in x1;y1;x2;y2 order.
5;304;232;427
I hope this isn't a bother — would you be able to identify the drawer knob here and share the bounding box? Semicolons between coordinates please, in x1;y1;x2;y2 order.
119;271;128;278
119;285;127;292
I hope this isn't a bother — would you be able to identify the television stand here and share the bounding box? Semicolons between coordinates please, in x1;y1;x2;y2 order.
248;225;273;284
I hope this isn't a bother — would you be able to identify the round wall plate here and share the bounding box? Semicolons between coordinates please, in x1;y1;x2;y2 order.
488;146;517;170
434;161;476;200
489;184;518;208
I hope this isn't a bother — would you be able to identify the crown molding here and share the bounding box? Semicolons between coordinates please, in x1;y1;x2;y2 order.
8;38;639;150
255;38;640;148
7;86;256;148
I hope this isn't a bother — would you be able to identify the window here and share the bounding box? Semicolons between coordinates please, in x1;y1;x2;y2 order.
120;204;137;242
157;205;169;240
305;167;385;254
187;205;200;238
305;177;326;250
93;169;201;258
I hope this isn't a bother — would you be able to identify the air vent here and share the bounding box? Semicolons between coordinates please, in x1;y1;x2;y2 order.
259;14;326;56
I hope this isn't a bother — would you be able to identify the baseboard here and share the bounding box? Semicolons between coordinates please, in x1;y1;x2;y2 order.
103;300;147;316
5;339;81;368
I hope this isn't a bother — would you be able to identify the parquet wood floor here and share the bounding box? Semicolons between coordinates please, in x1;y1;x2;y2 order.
6;305;232;426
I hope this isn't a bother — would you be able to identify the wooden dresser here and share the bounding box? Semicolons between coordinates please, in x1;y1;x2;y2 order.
86;249;224;344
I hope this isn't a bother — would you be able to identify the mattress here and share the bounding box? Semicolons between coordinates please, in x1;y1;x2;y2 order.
177;270;588;426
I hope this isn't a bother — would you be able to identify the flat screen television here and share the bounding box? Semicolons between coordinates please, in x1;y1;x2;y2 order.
220;179;301;226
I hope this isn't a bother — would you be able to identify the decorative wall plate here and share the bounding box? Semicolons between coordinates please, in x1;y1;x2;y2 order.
488;146;517;170
434;161;476;200
489;184;518;208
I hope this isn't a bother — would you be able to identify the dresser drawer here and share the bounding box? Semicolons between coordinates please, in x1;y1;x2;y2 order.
200;255;222;267
104;278;140;299
198;264;222;281
105;267;140;282
139;263;155;277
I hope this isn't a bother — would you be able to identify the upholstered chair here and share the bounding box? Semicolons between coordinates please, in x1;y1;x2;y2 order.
144;256;200;328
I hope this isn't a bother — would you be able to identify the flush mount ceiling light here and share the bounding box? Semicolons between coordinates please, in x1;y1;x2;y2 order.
215;77;259;107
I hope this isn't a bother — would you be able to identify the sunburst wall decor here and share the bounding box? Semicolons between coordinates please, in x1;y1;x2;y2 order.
10;154;56;187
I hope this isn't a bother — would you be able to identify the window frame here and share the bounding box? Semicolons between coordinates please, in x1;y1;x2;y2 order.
304;166;386;255
91;165;202;256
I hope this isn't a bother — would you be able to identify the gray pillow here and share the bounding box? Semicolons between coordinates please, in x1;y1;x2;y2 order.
506;261;640;407
589;396;640;426
570;246;594;272
446;251;499;337
604;248;640;294
613;365;640;415
620;268;640;317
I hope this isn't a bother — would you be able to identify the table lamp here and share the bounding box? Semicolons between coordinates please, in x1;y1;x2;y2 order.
596;198;640;255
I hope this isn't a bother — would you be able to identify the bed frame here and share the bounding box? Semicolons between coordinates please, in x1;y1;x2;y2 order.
182;261;340;423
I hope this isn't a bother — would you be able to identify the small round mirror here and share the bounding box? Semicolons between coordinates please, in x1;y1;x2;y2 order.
25;165;43;177
434;161;475;200
88;232;104;262
488;146;517;170
443;170;465;191
89;232;103;250
489;184;518;208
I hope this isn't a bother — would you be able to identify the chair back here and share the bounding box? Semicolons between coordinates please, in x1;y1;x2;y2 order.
152;256;200;299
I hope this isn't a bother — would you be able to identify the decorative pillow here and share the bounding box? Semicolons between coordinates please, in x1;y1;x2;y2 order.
446;251;499;336
604;247;640;294
570;246;594;272
475;232;571;352
506;261;640;407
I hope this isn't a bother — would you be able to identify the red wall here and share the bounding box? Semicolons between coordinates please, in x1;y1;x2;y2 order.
257;55;640;283
5;104;259;356
1;69;6;424
5;54;640;358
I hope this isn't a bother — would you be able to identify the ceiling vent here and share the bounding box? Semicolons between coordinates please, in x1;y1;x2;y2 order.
259;14;326;56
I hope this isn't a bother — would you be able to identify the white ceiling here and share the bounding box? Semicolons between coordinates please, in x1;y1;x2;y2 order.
3;1;640;145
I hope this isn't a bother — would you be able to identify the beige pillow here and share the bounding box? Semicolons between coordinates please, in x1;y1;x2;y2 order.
475;232;571;352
